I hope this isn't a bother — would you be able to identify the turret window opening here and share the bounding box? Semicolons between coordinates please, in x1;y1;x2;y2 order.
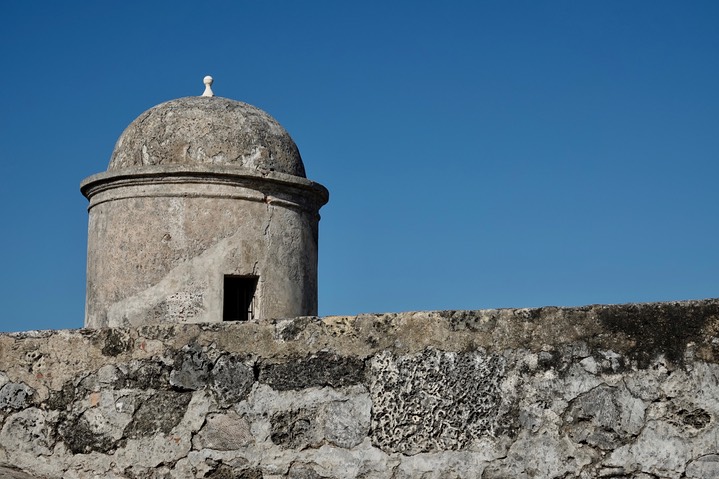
223;275;258;321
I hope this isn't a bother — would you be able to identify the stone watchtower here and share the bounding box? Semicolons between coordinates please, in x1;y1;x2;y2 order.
81;77;329;328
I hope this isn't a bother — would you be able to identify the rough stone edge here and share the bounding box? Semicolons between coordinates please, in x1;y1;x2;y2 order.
3;298;718;365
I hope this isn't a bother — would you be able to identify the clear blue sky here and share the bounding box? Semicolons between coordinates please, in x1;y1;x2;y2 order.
1;1;718;332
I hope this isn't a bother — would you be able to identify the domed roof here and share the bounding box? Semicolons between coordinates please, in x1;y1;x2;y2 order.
108;95;306;178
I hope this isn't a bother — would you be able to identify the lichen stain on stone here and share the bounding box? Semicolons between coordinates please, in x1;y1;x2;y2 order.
100;329;132;357
0;382;34;411
46;380;75;411
210;354;254;406
123;391;192;439
288;463;332;479
119;359;172;390
276;316;316;341
205;463;264;479
598;302;719;367
169;343;255;405
169;344;212;391
259;352;365;391
59;414;119;454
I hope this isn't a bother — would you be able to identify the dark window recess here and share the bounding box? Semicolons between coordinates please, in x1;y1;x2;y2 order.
223;276;258;321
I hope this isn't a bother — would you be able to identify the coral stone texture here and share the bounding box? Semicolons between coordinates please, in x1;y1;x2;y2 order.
80;95;328;328
1;299;719;478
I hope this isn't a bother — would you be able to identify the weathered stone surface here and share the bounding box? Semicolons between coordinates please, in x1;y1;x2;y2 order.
169;344;254;406
0;408;52;457
597;301;719;367
205;464;263;479
0;466;40;479
259;352;365;391
0;382;34;411
100;329;133;357
120;360;172;390
317;398;371;449
108;97;306;177
170;344;212;391
686;455;719;478
123;465;173;479
0;300;718;478
59;413;118;454
123;391;192;439
563;383;646;450
210;354;254;406
287;463;332;479
270;408;320;449
192;412;253;450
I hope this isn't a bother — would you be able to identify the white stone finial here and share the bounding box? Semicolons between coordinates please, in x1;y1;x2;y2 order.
202;76;214;97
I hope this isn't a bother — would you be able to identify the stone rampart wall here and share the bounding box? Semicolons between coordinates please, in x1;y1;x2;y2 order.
1;299;719;478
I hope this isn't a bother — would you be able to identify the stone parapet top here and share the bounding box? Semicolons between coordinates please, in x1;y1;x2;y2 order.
4;298;719;368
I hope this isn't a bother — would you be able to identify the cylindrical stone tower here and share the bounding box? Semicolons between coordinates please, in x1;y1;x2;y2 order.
81;77;329;328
